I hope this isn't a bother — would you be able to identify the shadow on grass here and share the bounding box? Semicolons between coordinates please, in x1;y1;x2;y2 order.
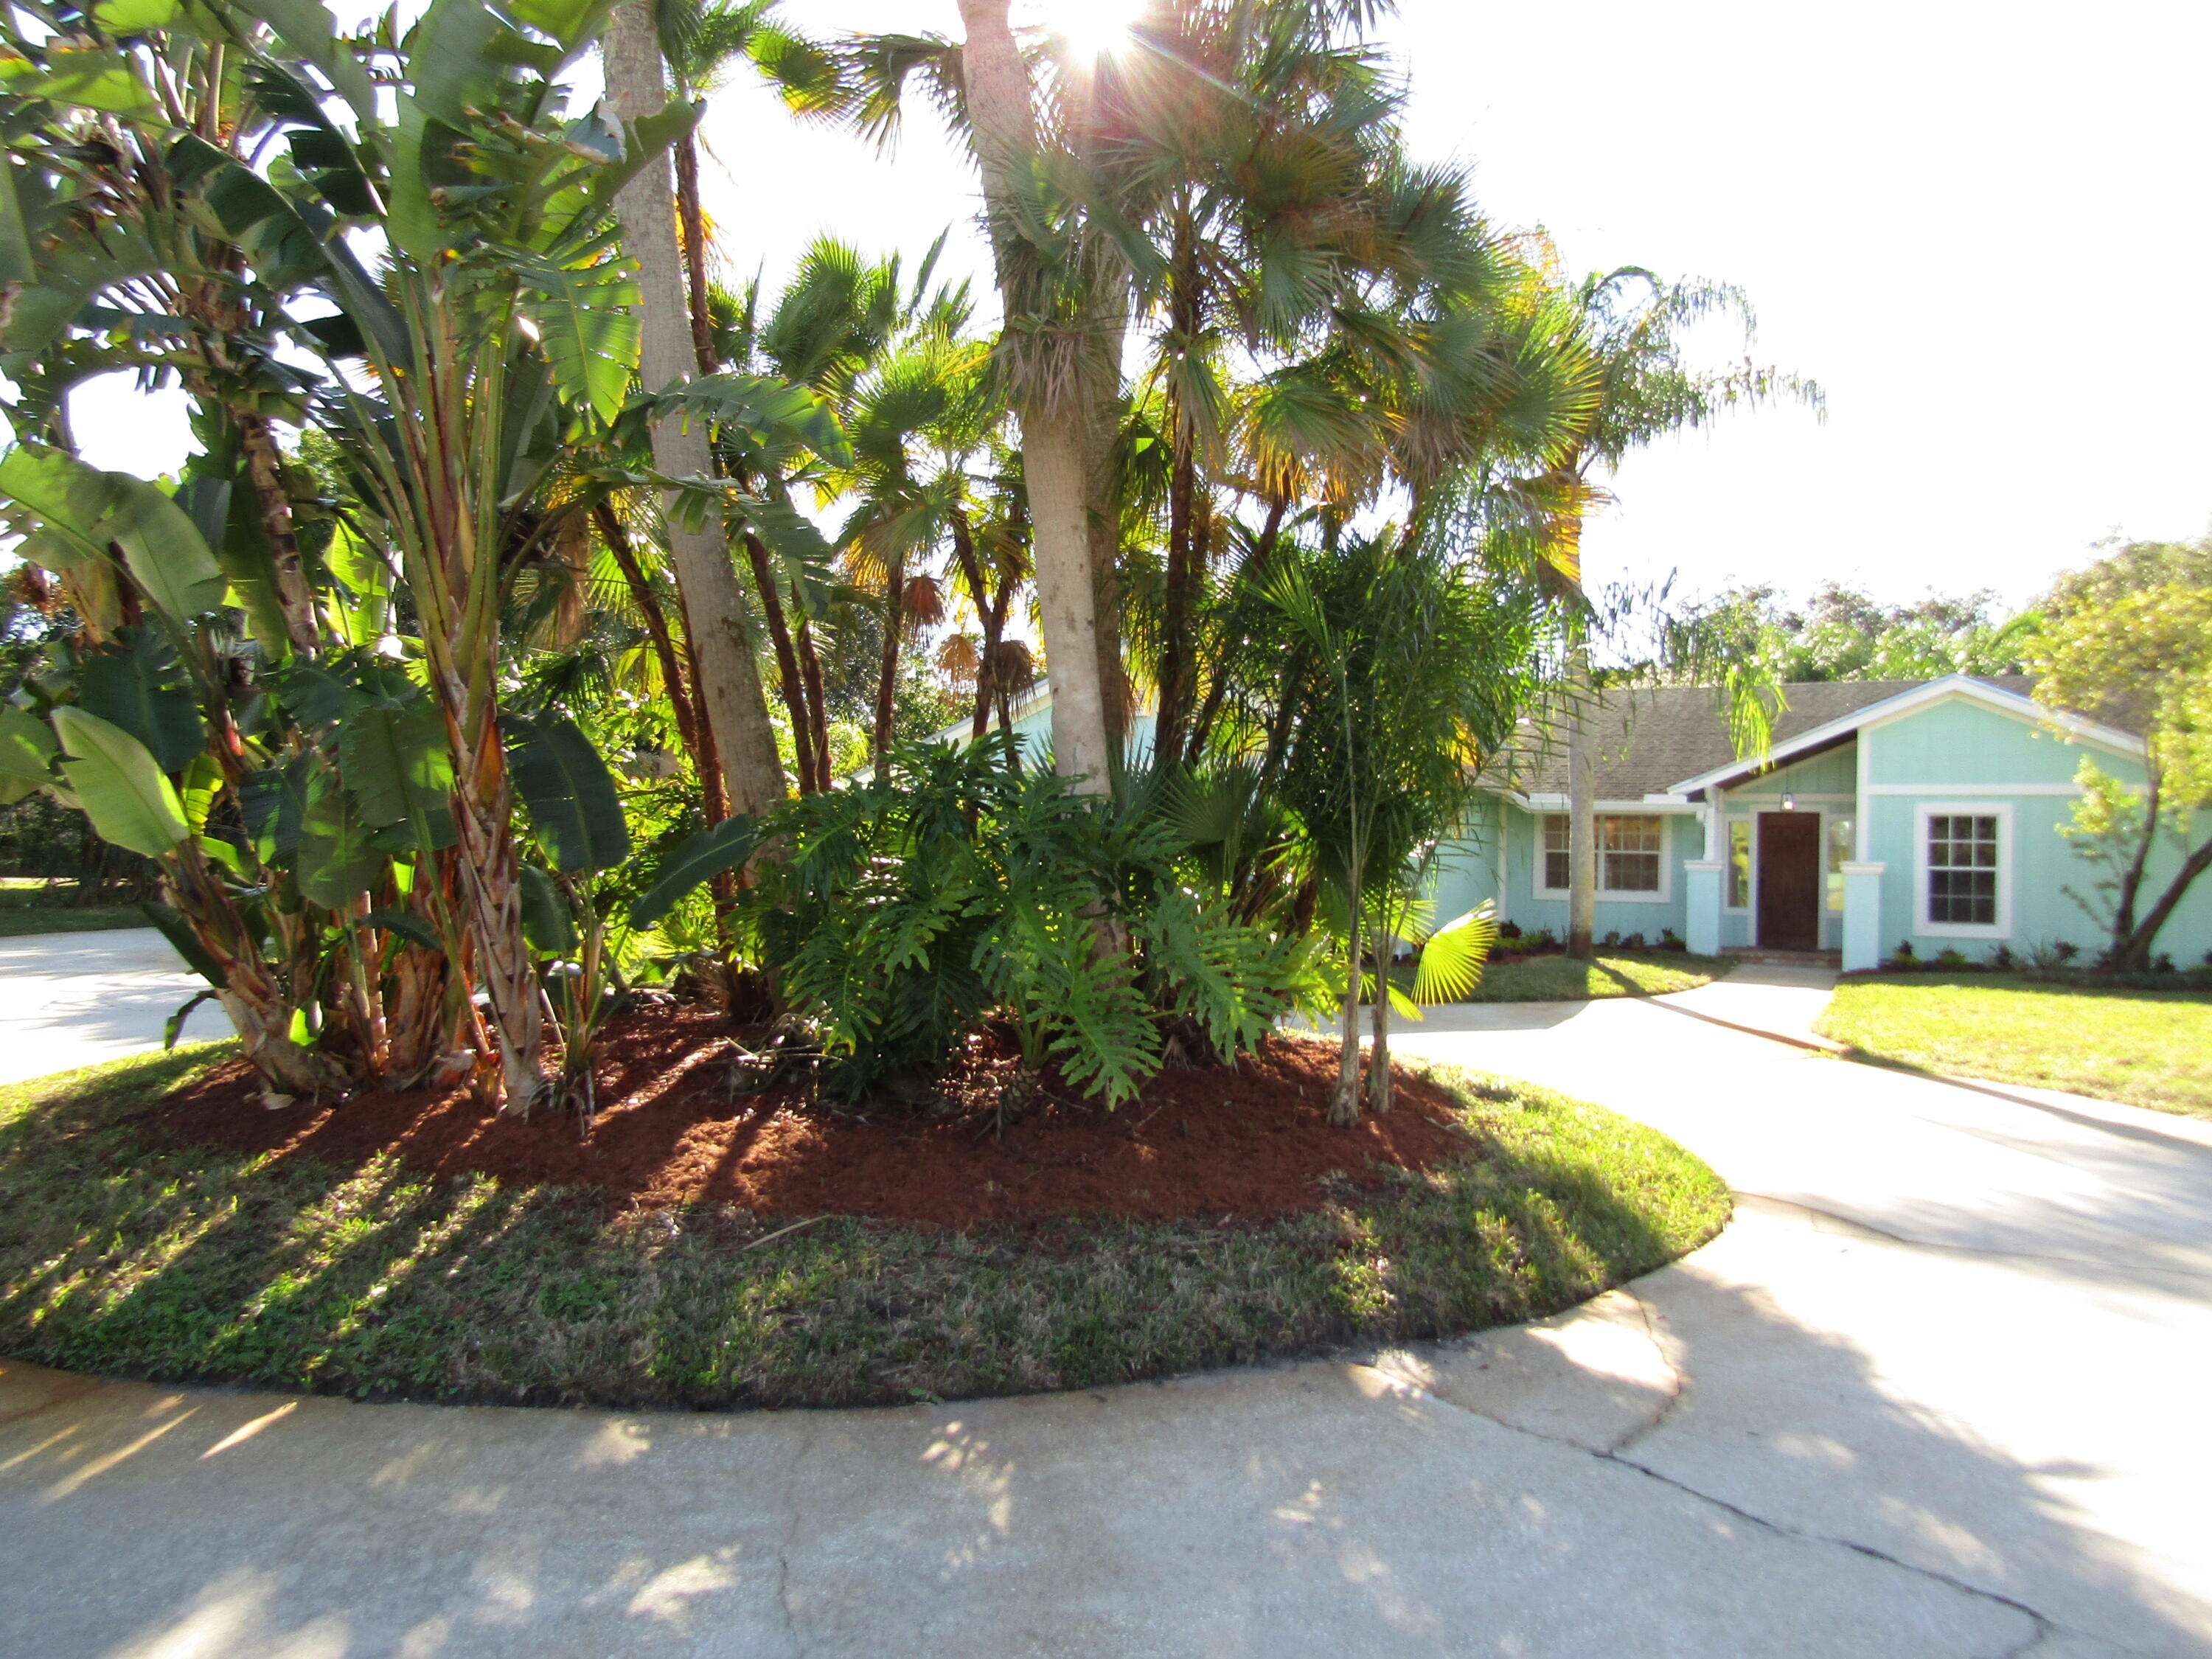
0;1046;1727;1411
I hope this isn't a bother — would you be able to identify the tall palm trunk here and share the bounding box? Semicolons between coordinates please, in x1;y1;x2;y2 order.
956;0;1113;794
605;1;786;818
594;501;720;813
674;133;718;377
1332;851;1363;1127
872;547;905;766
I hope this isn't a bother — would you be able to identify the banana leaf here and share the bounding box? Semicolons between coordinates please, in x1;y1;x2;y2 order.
51;706;189;858
509;714;630;873
296;774;383;908
78;627;205;774
518;863;577;955
628;815;758;930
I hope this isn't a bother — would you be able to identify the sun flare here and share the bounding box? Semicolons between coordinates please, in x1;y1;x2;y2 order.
1043;0;1152;60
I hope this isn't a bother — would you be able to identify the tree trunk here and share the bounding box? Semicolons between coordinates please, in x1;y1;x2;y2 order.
956;0;1113;795
1368;927;1392;1116
2107;773;2160;967
235;412;322;657
738;526;817;793
793;611;833;785
1331;858;1363;1128
2118;827;2212;970
674;132;718;376
604;1;787;819
1567;644;1598;960
593;501;713;800
873;546;905;767
445;695;546;1113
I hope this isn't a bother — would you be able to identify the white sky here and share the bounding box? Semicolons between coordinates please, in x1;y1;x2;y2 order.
66;0;2211;613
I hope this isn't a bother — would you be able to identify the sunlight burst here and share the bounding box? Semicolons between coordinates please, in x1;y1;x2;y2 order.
1045;0;1150;60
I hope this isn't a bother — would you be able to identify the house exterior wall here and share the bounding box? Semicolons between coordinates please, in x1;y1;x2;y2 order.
1429;801;1703;945
1857;697;2210;964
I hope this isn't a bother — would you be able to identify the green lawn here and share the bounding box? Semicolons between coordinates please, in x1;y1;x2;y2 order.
1461;950;1727;1003
1817;975;2212;1116
0;880;146;938
0;1043;1729;1410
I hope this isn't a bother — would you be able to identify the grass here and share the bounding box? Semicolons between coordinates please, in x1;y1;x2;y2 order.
1817;974;2212;1116
1462;950;1727;1003
0;880;147;938
0;1043;1730;1410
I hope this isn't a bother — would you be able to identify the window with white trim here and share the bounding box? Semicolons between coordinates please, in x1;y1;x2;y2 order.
1541;814;1571;891
1826;816;1854;914
1600;815;1663;892
1539;813;1667;896
1726;820;1751;909
1926;813;1998;926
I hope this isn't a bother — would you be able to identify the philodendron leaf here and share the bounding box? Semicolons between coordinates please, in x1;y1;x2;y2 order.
627;815;757;931
509;714;630;874
51;706;189;858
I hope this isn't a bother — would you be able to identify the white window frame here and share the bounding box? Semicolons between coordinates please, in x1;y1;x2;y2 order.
1534;813;1674;904
1723;816;1753;912
1913;801;2014;939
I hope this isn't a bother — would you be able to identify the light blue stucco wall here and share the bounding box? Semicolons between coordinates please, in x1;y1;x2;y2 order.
1425;802;1703;944
1858;698;2208;964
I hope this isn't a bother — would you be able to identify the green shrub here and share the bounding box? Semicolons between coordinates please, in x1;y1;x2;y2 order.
735;736;1327;1104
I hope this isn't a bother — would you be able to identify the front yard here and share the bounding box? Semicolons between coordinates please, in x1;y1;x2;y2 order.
1464;950;1727;1003
1816;975;2212;1116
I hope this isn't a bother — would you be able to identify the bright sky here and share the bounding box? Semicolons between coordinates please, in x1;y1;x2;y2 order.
66;0;2211;613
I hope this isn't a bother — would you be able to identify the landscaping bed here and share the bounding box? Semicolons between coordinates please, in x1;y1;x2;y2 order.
1817;974;2212;1116
0;1023;1729;1410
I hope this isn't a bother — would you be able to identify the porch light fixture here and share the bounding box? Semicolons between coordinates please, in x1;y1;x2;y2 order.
1782;793;1797;811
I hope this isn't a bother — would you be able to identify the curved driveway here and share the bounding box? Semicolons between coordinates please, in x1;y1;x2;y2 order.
3;961;2209;1657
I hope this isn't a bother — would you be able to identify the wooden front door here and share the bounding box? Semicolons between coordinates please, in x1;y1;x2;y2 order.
1756;813;1822;950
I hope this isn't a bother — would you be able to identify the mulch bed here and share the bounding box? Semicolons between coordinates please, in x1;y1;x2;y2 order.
151;1007;1477;1228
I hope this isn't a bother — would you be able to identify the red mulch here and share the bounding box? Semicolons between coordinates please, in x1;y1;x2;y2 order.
149;1006;1478;1228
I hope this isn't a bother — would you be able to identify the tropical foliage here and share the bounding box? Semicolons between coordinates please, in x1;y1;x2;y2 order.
0;0;1805;1126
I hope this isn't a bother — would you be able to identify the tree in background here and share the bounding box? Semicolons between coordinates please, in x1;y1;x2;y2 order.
2029;538;2212;970
1668;582;2039;684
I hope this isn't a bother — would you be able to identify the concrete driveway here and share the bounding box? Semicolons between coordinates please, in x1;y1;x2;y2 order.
0;928;223;1086
4;967;2209;1656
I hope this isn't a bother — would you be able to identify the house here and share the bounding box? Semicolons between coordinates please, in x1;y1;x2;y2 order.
917;674;2210;970
1424;675;2210;970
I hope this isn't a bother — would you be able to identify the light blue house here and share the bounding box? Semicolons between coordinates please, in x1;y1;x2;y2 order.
928;675;2210;971
1423;675;2208;970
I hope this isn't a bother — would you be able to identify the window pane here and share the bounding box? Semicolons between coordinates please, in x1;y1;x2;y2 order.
1927;813;2000;925
1598;815;1663;891
1728;821;1750;908
1827;816;1853;913
1542;814;1569;891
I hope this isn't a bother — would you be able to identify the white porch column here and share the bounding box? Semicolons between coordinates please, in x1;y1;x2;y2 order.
1842;860;1886;972
1683;860;1724;956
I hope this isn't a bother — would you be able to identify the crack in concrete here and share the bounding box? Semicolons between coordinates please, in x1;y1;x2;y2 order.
1388;1355;2084;1657
773;1417;815;1659
1730;1192;2212;1289
1604;1286;1685;1458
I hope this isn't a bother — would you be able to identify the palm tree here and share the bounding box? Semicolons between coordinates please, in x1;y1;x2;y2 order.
1547;264;1823;958
950;0;1119;795
603;1;788;820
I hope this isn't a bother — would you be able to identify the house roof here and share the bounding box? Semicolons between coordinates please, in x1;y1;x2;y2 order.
1488;675;2056;803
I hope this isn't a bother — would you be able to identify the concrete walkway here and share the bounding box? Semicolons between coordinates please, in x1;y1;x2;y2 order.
0;928;223;1086
5;967;2211;1656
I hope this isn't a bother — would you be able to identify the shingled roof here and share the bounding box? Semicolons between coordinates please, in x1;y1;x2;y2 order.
1489;677;2041;801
